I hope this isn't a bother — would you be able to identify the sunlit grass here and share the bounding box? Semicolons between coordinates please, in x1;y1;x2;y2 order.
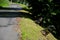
19;4;28;9
0;0;10;7
18;17;57;40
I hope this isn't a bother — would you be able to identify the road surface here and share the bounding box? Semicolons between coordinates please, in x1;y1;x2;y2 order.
0;3;21;40
0;3;22;12
0;18;19;40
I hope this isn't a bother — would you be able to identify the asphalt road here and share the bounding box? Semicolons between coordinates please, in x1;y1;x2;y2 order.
0;3;21;40
0;18;19;40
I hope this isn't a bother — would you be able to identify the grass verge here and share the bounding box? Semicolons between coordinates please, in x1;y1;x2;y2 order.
18;17;57;40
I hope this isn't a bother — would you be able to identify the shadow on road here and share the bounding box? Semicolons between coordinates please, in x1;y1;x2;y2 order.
0;12;32;19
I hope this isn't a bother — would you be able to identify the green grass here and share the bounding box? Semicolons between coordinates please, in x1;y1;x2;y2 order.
0;0;9;7
19;4;28;9
19;17;57;40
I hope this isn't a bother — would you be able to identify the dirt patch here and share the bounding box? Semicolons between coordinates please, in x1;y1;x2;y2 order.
16;17;22;40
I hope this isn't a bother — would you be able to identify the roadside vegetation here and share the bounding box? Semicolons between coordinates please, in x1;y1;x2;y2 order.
19;17;57;40
0;0;9;7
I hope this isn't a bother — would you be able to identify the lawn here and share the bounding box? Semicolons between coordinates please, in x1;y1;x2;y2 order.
18;17;57;40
